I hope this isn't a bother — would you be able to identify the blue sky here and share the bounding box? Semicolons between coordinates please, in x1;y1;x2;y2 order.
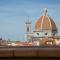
0;0;60;41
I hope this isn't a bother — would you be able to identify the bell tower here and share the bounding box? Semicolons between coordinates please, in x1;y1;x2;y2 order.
25;16;32;42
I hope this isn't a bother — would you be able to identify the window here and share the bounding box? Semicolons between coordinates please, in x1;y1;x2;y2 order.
37;33;39;36
27;27;29;32
45;33;47;35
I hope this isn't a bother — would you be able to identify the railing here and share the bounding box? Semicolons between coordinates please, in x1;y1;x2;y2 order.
0;46;60;57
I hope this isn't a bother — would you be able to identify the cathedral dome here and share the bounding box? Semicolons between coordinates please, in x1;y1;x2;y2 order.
35;8;57;32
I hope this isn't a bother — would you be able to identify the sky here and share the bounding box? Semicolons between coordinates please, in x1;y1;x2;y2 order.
0;0;60;41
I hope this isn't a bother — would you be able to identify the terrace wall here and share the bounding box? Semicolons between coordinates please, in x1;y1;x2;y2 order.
0;47;60;57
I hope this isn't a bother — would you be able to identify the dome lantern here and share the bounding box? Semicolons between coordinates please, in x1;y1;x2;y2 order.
43;8;48;16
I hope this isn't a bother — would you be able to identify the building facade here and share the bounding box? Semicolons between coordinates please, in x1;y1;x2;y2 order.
25;8;58;45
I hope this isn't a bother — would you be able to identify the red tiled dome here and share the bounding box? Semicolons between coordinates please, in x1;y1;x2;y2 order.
35;9;57;32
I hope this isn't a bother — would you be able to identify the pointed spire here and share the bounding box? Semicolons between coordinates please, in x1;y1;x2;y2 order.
25;16;31;24
26;16;29;22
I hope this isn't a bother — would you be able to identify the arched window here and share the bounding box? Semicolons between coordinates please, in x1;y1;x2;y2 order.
37;33;39;36
45;33;47;35
27;27;29;32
